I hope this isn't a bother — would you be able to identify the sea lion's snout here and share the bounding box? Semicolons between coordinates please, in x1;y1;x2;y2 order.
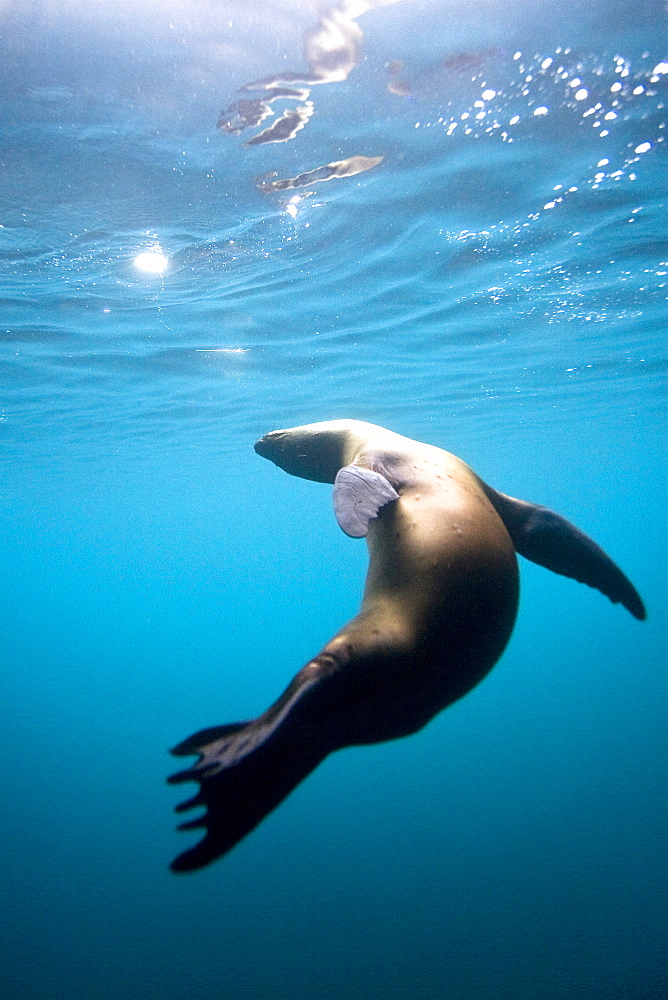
254;430;305;477
253;431;281;462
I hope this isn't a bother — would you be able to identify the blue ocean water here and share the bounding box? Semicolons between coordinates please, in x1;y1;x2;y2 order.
1;0;666;997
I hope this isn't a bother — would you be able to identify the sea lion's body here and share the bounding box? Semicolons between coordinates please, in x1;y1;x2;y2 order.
293;425;520;744
169;420;645;872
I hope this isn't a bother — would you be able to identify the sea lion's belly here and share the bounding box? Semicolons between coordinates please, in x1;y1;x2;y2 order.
367;479;518;624
317;481;520;745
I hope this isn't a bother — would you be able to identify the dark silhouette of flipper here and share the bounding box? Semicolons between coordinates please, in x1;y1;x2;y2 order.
168;668;333;872
484;488;646;620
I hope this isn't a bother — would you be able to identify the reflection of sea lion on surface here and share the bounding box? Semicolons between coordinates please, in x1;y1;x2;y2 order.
244;103;314;146
216;99;272;135
217;89;311;135
255;155;383;193
169;420;645;872
219;0;401;149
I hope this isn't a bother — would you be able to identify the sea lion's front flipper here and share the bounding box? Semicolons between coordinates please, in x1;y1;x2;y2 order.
485;489;646;620
168;668;334;872
333;465;399;537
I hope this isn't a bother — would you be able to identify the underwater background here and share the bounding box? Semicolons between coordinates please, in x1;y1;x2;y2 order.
1;1;666;997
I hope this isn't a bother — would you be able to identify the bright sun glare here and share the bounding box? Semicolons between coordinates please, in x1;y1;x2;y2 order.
133;251;168;273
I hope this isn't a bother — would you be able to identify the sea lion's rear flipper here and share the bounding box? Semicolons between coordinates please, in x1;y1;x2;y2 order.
168;668;332;872
485;488;646;620
333;465;399;537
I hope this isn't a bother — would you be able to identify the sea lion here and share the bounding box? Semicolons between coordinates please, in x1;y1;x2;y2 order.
168;419;645;872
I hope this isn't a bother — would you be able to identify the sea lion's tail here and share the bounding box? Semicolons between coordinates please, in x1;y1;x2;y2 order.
168;671;330;872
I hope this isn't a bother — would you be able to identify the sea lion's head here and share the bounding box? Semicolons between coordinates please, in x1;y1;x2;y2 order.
254;419;383;484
